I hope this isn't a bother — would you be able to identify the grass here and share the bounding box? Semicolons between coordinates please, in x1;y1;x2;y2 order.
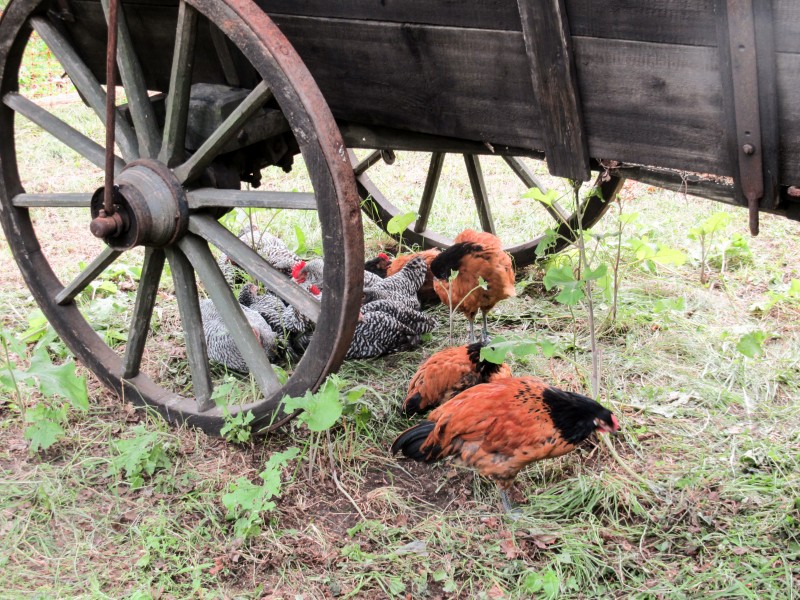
1;36;800;600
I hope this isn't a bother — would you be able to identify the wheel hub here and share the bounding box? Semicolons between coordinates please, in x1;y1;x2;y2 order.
90;159;189;250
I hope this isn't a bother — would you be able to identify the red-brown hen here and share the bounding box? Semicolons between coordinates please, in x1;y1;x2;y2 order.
392;376;619;513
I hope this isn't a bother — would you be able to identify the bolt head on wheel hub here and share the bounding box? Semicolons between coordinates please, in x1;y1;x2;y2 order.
90;159;189;250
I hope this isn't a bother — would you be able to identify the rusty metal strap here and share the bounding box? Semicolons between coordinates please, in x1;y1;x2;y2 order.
718;0;778;235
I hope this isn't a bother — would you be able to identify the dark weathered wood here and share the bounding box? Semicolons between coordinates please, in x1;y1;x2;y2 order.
209;22;241;87
340;123;544;159
3;92;125;174
262;1;521;31
518;0;590;180
30;16;138;161
773;0;800;53
573;38;733;178
753;0;780;209
777;53;800;183
159;1;198;167
100;0;161;158
187;188;317;210
188;215;321;322
414;152;444;233
503;156;570;224
55;246;122;305
463;155;496;234
11;193;92;208
352;149;383;176
173;81;272;184
122;248;165;378
270;15;542;152
179;233;281;397
165;247;213;411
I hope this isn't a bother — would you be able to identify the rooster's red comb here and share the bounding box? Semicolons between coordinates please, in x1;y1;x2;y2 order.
309;284;321;296
378;252;390;261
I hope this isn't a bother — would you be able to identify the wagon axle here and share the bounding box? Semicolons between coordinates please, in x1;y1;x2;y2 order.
89;159;189;251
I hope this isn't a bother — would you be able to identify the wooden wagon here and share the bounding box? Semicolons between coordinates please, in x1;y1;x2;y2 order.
1;0;797;433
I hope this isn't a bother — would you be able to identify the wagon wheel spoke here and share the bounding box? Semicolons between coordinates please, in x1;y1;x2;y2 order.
414;152;445;233
159;1;198;167
55;247;123;305
165;247;213;411
173;82;273;184
11;193;92;208
30;16;138;161
503;155;570;224
177;233;281;397
209;24;241;88
100;0;160;158
463;154;496;234
3;93;124;174
186;188;317;211
353;150;383;177
188;214;321;323
122;247;165;378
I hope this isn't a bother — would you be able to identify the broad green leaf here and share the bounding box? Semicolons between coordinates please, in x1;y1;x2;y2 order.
702;211;732;234
24;403;67;452
543;265;577;290
555;283;585;305
583;263;608;281
386;211;417;235
652;247;687;266
542;569;560;599
788;279;800;298
345;386;367;404
653;297;685;313
736;331;768;358
283;379;343;431
20;310;48;343
28;349;88;410
619;212;640;225
535;228;558;257
293;225;307;255
522;187;559;206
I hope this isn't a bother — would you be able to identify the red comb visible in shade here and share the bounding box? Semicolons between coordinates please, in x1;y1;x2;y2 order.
378;252;390;261
309;284;321;295
291;261;306;281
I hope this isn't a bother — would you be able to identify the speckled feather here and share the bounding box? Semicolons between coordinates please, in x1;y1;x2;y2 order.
199;299;277;373
345;311;421;360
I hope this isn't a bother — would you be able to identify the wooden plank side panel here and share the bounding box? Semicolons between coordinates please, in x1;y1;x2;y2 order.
773;0;800;53
574;37;731;177
518;0;591;180
566;0;718;47
777;53;800;183
260;0;521;31
271;15;543;151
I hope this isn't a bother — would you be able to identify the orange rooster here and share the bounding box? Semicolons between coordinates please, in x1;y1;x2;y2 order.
402;340;512;416
430;230;516;341
392;376;619;512
386;248;441;305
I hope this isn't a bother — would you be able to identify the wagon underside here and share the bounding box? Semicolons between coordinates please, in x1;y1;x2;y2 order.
58;0;800;200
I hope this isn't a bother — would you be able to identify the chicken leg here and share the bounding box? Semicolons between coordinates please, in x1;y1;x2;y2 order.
499;489;522;520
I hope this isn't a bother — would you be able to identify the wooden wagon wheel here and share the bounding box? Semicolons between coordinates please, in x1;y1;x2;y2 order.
0;0;363;434
352;150;625;268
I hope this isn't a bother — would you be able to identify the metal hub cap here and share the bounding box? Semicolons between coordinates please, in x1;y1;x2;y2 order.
90;159;189;250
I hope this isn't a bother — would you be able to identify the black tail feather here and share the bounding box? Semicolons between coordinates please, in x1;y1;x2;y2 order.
430;242;483;279
390;421;440;462
402;392;423;417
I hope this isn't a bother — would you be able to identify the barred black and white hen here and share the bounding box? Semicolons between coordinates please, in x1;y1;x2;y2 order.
200;298;277;373
361;299;436;336
345;311;421;360
238;283;310;336
362;255;427;309
218;226;302;286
